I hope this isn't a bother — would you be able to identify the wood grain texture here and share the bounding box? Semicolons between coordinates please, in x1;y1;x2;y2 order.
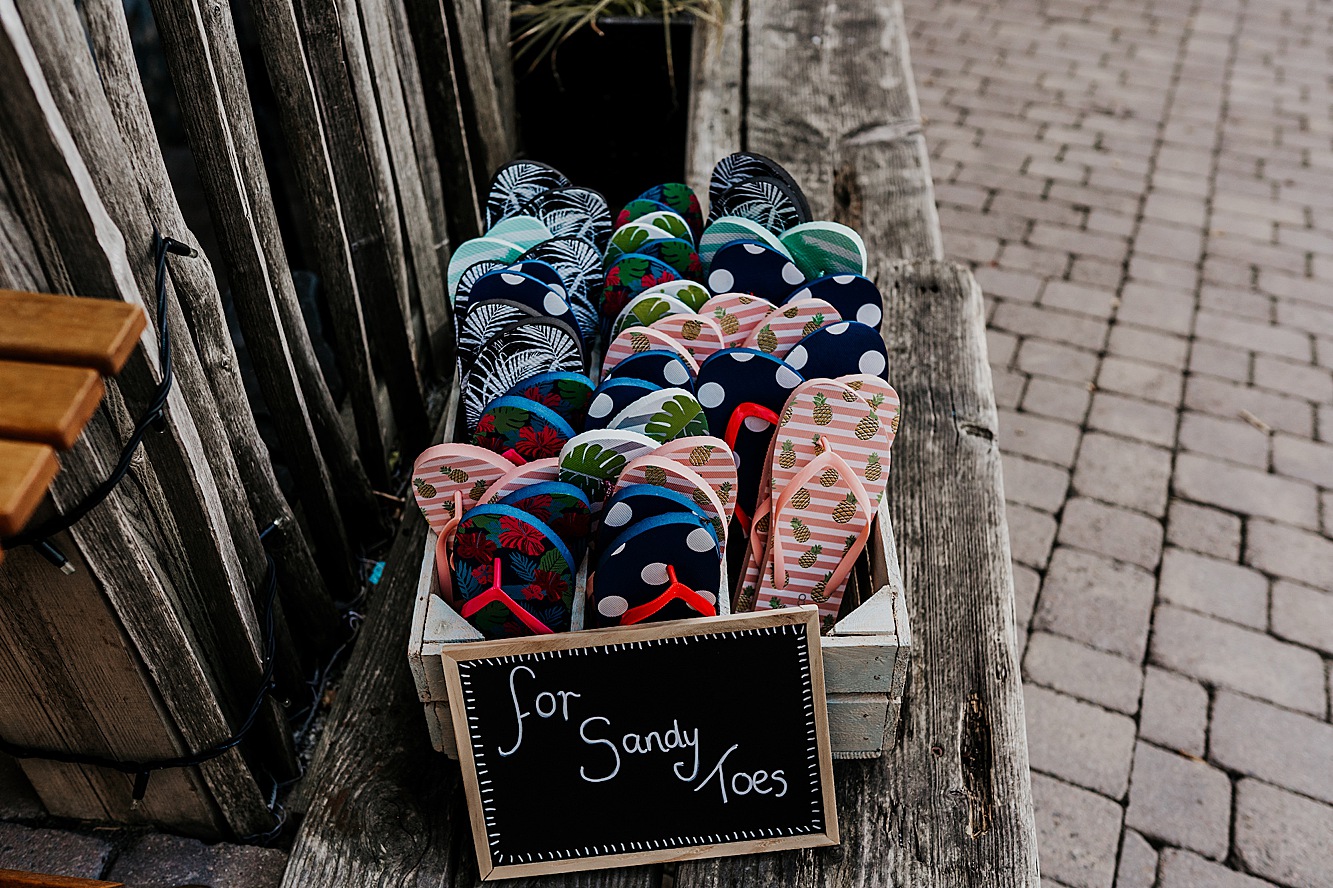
684;0;745;211
0;439;57;536
0;361;102;450
79;0;339;652
0;867;122;886
0;289;145;373
443;0;511;184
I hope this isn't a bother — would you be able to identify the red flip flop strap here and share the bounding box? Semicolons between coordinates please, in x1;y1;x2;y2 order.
723;402;780;533
458;558;555;636
621;565;717;625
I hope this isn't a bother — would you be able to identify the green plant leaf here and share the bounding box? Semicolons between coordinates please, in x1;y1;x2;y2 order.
644;393;708;442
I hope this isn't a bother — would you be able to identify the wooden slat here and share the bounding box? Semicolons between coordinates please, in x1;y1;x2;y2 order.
0;360;102;450
0;868;122;887
0;439;57;536
0;290;145;374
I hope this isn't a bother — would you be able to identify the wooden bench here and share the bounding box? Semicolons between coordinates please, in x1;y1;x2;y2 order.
281;1;1037;884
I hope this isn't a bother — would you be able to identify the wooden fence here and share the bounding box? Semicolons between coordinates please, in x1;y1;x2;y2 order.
0;0;512;838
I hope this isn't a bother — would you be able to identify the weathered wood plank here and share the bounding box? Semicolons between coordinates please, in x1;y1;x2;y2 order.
684;0;745;209
443;0;511;184
0;289;145;374
0;868;122;887
481;0;517;156
248;0;393;484
81;0;340;652
294;0;432;451
0;439;58;537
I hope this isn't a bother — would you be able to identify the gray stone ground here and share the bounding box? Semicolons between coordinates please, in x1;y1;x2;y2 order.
905;0;1333;885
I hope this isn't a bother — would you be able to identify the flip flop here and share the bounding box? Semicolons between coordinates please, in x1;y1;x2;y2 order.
604;221;678;269
486;160;570;229
784;320;889;380
584;378;661;432
632;210;693;243
503;371;594;429
707;240;807;302
451;504;577;637
636;279;711;311
602;326;699;378
699;292;778;348
483;457;561;504
601;254;683;335
447;237;524;299
497;481;592;563
521;237;603;343
486;215;552;251
604;349;696;392
648;313;727;365
615;456;727;543
743;297;842;357
556;428;657;505
597;484;719;555
456;298;541;377
779;221;867;279
465;271;581;345
453;259;505;321
611;292;696;339
697;216;791;268
410;443;516;531
708;152;812;224
462;317;584;429
711;176;809;235
652;436;738;528
472;395;575;461
628;183;703;241
521;186;611;252
592;513;722;627
783;273;884;330
626;237;704;281
609;388;709;442
503;259;568;296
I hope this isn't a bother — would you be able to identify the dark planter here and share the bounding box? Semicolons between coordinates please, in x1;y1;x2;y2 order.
514;16;694;210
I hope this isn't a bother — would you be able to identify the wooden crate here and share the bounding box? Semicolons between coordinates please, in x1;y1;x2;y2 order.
406;397;910;760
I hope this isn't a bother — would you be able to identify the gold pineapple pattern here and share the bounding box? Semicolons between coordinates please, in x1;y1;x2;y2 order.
781;404;794;426
802;314;825;336
413;477;437;499
630;331;651;352
691;487;711;508
813;393;832;425
736;585;755;611
440;465;469;483
798;544;822;568
717;481;733;503
469;479;489;500
832;492;858;524
891;411;901;434
865;452;882;482
779;440;796;468
782;305;800;319
855;410;880;440
810;572;833;602
819;467;840;487
791;517;810;542
843;534;857;553
645;465;667;485
689;445;713;465
841;387;859;402
714;309;739;335
791;487;811;509
756;325;778;353
754;513;770;534
681;319;702;341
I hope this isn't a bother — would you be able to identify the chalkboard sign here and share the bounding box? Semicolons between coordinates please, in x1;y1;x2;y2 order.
440;606;838;879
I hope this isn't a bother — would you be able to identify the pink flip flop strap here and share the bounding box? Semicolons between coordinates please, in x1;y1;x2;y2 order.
767;449;873;596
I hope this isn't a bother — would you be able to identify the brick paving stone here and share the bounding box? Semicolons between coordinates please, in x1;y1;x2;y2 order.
1056;498;1163;571
1116;283;1195;334
1177;410;1269;469
998;409;1082;467
1008;502;1059;569
1253;354;1333;403
1072;433;1172;517
1018;339;1103;384
1034;546;1156;660
1115;830;1158;888
1125;742;1232;860
1150;605;1326;716
1157;547;1268;628
1025;685;1136;798
1195;310;1313;360
1210;690;1333;805
1003;452;1071;513
108;833;288;888
1023;632;1143;715
1138;666;1209;757
1174;452;1319;530
1030;772;1123;888
1245;519;1333;590
992;368;1027;410
1271;580;1333;655
1040;280;1118;319
1234;778;1333;888
0;822;112;880
1271;434;1333;487
1096;357;1184;408
974;266;1045;303
1086;392;1177;449
1156;849;1272;888
1106;324;1189;371
1188;341;1251;383
987;327;1020;368
1021;376;1092;425
1165;500;1242;560
1185;375;1314;438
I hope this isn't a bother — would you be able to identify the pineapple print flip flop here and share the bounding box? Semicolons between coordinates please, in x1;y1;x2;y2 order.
584;378;662;432
521;186;612;252
778;221;868;279
410;443;517;531
785;320;889;381
707;241;807;303
592;513;722;627
611;292;695;339
699;292;778;348
556;429;658;504
743;297;842;357
483;457;561;504
648;313;727;364
615;455;728;545
609;388;709;442
485;215;552;251
451;504;577;638
602;326;699;378
603;349;696;392
783;273;884;330
651;436;739;528
485;160;570;229
471;396;575;462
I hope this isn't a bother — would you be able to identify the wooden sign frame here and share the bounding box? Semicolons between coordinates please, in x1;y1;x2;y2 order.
440;606;839;879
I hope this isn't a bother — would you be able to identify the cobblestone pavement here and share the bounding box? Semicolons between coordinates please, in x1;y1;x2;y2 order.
904;0;1333;885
